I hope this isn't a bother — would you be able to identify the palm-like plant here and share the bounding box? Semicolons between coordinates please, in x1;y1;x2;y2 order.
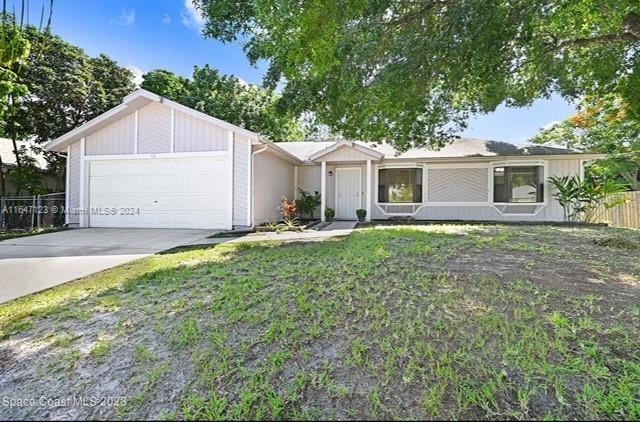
549;175;628;222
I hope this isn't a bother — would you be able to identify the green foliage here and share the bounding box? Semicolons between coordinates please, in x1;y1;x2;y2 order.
141;65;306;141
533;96;640;190
4;27;135;191
0;16;30;136
356;208;366;219
324;207;335;221
294;188;321;219
198;0;640;150
548;175;628;222
5;149;47;194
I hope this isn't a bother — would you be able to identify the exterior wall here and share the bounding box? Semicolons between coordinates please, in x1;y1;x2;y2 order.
296;165;321;218
252;150;294;225
233;134;250;226
85;113;135;155
369;158;583;222
174;110;228;152
138;103;172;154
64;101;252;228
67;141;81;224
427;167;488;203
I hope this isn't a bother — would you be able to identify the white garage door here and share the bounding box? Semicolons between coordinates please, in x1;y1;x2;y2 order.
89;156;229;229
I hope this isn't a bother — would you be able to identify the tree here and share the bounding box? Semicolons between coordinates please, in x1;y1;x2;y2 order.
7;28;135;192
1;11;31;196
533;96;640;190
195;0;640;150
141;66;306;141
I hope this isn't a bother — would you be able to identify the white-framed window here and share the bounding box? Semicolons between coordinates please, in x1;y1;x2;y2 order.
377;167;423;204
493;165;544;204
490;160;547;215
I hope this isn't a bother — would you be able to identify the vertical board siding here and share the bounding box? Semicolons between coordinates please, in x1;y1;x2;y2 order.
137;103;172;154
321;146;376;162
233;134;250;226
67;141;81;224
85;112;135;155
594;191;640;229
427;167;489;202
174;110;228;152
252;152;294;224
544;159;580;220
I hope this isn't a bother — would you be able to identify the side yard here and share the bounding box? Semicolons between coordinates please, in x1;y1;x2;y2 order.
0;224;638;420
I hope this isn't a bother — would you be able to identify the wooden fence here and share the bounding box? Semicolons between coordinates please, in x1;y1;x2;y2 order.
593;191;640;229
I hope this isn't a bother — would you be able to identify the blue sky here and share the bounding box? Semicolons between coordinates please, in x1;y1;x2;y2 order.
14;0;575;144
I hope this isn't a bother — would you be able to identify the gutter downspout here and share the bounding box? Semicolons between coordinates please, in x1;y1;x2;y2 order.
250;142;269;229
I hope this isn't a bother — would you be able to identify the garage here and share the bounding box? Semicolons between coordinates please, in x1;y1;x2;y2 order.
88;155;229;229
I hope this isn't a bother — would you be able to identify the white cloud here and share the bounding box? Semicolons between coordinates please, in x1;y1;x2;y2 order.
126;64;145;87
113;8;136;26
162;14;171;24
181;0;205;29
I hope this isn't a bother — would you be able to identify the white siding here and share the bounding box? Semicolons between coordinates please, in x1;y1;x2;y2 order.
67;141;81;224
368;158;583;222
296;165;322;218
233;134;250;226
174;110;228;152
137;103;172;154
321;146;376;162
252;150;294;225
427;167;489;202
85;113;135;155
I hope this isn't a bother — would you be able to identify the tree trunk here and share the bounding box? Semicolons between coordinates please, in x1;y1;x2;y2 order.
621;170;640;191
0;153;6;197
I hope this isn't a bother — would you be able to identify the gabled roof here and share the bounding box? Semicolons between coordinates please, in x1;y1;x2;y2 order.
46;89;263;152
308;140;384;161
275;138;601;161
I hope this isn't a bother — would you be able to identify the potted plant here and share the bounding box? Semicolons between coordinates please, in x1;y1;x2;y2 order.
356;208;367;222
325;207;335;222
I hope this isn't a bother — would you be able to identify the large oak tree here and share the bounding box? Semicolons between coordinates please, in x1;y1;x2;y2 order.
195;0;640;150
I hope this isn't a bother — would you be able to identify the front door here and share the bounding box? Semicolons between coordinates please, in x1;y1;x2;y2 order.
335;167;362;220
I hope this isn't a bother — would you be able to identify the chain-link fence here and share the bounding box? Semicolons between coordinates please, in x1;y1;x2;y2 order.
0;192;66;231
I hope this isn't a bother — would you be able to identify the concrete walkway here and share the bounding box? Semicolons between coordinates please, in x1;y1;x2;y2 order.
0;228;212;303
184;221;358;247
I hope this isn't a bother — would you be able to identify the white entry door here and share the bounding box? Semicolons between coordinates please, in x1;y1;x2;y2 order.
88;156;229;229
335;167;362;220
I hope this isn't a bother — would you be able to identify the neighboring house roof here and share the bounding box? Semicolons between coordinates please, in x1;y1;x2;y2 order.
0;138;48;169
276;138;599;162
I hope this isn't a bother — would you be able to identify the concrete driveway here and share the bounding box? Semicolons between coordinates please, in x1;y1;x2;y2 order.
0;228;212;303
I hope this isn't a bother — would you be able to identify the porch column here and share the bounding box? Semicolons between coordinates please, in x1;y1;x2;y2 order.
320;160;326;222
366;159;372;222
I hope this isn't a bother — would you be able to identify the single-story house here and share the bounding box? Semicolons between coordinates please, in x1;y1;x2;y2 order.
46;89;602;229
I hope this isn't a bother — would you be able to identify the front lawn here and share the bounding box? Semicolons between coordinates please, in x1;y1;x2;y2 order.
0;225;638;420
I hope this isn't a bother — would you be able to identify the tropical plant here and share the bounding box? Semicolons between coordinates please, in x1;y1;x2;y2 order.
278;196;297;220
324;207;335;222
549;175;628;223
198;0;640;150
294;188;321;219
278;217;302;233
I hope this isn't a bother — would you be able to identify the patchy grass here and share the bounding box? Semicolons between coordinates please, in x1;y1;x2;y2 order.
594;235;640;250
0;227;67;242
0;224;639;420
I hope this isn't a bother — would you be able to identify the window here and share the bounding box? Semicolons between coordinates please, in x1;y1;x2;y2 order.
493;166;544;203
378;168;423;203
